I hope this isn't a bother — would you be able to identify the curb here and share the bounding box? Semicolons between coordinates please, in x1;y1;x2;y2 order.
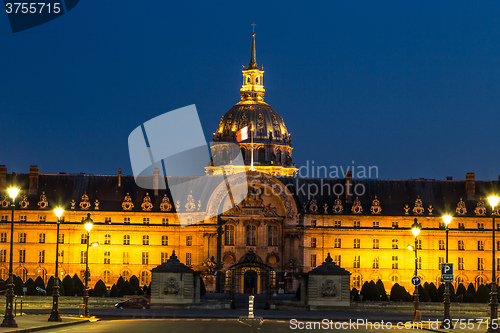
5;318;96;333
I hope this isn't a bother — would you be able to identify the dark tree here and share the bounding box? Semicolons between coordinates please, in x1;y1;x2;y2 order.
93;279;108;297
351;288;361;302
475;285;490;303
119;281;135;297
425;282;439;302
418;285;430;302
376;279;388;301
146;282;151;296
116;276;125;291
360;281;370;301
109;284;119;297
13;276;23;295
129;275;140;294
34;276;45;294
24;278;36;295
62;275;75;296
72;274;84;296
455;283;467;303
390;283;402;302
199;276;206;297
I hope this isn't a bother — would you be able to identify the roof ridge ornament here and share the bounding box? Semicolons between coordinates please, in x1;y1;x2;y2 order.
122;193;134;211
456;197;467;216
38;192;48;209
475;198;486;216
412;195;424;215
370;195;382;215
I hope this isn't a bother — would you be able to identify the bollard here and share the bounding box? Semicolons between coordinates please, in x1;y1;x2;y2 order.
20;297;22;316
248;295;254;319
14;296;17;317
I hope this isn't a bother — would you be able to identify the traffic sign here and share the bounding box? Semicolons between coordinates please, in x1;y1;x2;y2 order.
411;276;421;286
441;263;454;283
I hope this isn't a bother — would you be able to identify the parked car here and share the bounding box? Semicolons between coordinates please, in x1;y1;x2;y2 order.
115;296;150;309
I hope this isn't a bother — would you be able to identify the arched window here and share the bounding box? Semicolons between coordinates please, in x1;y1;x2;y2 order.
256;76;259;84
141;271;151;286
18;267;27;281
476;276;485;289
103;270;111;284
268;226;278;246
224;225;235;246
258;148;265;162
276;149;281;162
246;225;257;246
0;267;7;280
121;270;130;281
391;275;399;283
352;274;361;288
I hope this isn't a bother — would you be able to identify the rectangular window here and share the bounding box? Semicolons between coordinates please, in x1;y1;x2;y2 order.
373;221;379;228
334;220;341;228
162;236;168;246
58;233;64;244
268;226;278;246
478;240;484;251
497;241;500;251
39;233;45;243
310;254;317;267
19;233;26;243
20;216;27;222
439;222;445;229
104;251;110;264
333;255;341;266
39;215;46;222
353;221;360;228
105;217;111;223
373;256;379;269
439;240;445;250
353;239;360;249
123;252;129;265
186;235;192;246
142;252;149;265
392;221;398;228
0;250;5;262
59;250;64;264
458;222;465;230
416;239;422;250
124;217;130;224
0;216;7;222
80;251;87;264
162;218;169;225
143;217;149;225
497;258;500;271
458;257;464;270
373;239;379;249
81;234;87;244
104;234;111;245
458;240;464;250
417;257;422;270
311;220;316;227
186;253;192;265
246;225;256;246
38;250;45;263
478;223;484;230
143;235;150;245
334;238;341;248
0;233;6;243
392;256;398;269
478;258;484;271
311;237;316;248
19;250;25;263
161;252;168;264
123;235;130;245
439;257;444;270
392;239;398;249
353;256;360;268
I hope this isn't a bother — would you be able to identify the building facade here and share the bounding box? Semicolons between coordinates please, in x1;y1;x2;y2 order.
0;33;499;295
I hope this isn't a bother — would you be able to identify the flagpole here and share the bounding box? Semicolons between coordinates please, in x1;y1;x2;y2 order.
250;126;255;171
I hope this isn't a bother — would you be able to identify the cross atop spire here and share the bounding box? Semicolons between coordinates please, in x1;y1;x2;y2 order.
251;22;256;33
248;26;258;70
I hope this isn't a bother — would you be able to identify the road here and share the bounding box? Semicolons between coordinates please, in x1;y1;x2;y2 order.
47;319;429;333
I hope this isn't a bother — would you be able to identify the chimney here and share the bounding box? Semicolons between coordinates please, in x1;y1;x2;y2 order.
29;165;39;193
345;171;353;203
465;172;475;200
0;165;6;190
446;176;453;180
153;168;159;196
118;168;122;187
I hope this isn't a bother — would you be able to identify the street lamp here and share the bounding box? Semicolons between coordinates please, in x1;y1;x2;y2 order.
488;195;499;333
1;187;19;328
440;214;452;328
48;208;64;322
82;213;93;318
411;218;422;323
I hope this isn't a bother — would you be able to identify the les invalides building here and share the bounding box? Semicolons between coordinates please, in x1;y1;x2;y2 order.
0;32;499;296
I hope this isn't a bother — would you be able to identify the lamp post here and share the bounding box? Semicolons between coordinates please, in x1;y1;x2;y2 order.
83;213;93;318
1;188;19;328
48;208;64;322
488;195;499;333
441;214;452;328
411;218;422;323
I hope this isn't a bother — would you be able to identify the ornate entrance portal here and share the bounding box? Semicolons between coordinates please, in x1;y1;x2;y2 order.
243;269;257;293
228;249;274;295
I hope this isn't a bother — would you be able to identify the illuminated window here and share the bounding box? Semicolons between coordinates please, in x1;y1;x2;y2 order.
458;257;464;270
334;220;341;228
372;257;379;269
103;270;111;284
162;236;168;246
416;239;422;250
391;275;399;283
392;256;398;269
0;250;6;263
334;238;341;248
19;233;26;243
104;234;111;245
478;258;484;271
140;271;150;285
58;233;64;244
268;226;278;246
352;274;361;288
121;270;130;281
143;235;150;245
142;252;149;265
353;256;360;268
353;221;360;228
123;252;129;265
246;225;256;246
161;252;168;264
186;235;192;246
186;253;192;265
353;239;360;249
123;217;130;224
58;250;64;263
225;225;234;245
38;250;45;263
0;233;6;243
19;250;25;263
334;255;341;266
80;234;87;244
373;221;379;228
311;237;316;248
310;254;316;267
439;240;445;250
392;239;398;249
270;271;276;286
392;221;398;228
39;233;45;243
458;240;464;250
104;251;110;264
123;235;130;245
80;251;87;264
373;239;379;249
478;241;484;251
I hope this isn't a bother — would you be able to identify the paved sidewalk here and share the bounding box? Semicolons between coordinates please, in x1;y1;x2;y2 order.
0;315;92;332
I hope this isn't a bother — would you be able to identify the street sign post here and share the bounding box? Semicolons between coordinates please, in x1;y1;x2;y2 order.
411;276;421;286
441;263;454;283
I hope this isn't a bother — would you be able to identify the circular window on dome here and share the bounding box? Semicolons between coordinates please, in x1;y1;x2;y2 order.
225;255;234;264
268;256;277;264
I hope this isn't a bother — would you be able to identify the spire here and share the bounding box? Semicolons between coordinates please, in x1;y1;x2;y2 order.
248;31;258;69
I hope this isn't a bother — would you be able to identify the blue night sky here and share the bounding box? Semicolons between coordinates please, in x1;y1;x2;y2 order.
1;1;499;180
